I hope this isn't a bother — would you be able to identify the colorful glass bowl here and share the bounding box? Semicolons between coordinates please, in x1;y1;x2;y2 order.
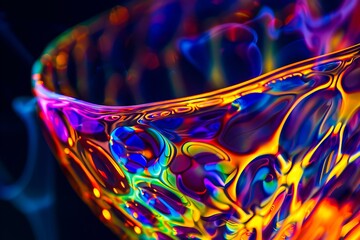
33;2;360;239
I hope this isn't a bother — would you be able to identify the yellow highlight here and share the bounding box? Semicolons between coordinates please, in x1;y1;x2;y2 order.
64;148;70;154
67;138;74;147
134;226;141;234
93;188;100;198
276;153;291;174
264;44;275;72
333;122;342;134
102;209;111;220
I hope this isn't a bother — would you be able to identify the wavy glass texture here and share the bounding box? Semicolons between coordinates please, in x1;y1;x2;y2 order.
33;1;360;240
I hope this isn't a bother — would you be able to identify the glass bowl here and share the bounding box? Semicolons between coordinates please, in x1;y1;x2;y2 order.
32;2;360;239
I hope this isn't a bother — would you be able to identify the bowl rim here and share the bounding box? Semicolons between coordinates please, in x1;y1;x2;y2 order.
31;7;360;115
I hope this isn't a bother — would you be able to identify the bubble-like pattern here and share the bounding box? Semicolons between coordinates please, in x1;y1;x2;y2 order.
34;42;360;239
33;1;360;240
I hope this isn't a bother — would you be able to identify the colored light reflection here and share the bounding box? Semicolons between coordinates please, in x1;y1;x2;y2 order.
33;0;360;239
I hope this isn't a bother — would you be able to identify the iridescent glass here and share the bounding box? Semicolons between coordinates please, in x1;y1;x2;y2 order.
33;1;360;239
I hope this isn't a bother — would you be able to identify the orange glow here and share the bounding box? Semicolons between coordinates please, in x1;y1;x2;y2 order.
109;6;129;25
64;148;70;154
55;52;68;70
292;199;353;240
102;209;111;220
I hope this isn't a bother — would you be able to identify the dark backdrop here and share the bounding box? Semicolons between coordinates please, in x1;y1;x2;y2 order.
0;0;123;239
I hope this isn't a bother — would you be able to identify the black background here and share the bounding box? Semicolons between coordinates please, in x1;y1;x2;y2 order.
0;0;123;239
